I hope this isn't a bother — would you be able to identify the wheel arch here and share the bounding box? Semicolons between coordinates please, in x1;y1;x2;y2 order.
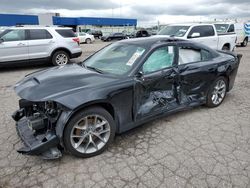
56;100;119;146
50;47;72;59
222;43;230;50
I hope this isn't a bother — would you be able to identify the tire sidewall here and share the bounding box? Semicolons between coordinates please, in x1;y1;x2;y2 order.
52;51;69;66
206;76;227;108
63;107;116;158
86;38;91;44
243;39;248;47
222;45;230;51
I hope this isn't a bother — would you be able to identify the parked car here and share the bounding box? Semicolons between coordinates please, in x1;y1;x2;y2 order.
158;23;237;51
214;23;248;47
127;29;151;38
12;37;242;159
88;30;103;39
101;33;127;41
0;27;6;34
0;26;82;67
76;32;95;44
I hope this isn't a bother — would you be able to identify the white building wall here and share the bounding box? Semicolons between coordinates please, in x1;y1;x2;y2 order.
38;13;56;26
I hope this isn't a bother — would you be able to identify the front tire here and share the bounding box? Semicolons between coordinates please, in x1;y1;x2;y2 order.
206;77;227;108
222;45;230;51
52;51;69;66
63;107;115;158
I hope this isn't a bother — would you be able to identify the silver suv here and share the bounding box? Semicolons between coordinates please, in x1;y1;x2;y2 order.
0;26;82;66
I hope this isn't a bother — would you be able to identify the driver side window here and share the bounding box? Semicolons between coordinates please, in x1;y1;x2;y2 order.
142;46;175;74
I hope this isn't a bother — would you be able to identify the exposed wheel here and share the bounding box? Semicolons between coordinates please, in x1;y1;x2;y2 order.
63;107;115;158
241;38;248;47
52;51;69;66
206;77;227;107
222;45;230;51
85;38;91;44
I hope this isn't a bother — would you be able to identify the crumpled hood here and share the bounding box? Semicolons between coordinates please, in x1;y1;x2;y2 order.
14;64;116;102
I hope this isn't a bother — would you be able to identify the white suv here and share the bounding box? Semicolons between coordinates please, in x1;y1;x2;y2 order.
0;26;82;66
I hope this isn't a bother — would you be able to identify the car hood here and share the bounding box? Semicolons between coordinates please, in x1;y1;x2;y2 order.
14;64;117;102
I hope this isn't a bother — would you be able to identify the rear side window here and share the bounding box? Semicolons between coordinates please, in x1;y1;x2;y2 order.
178;46;212;65
29;29;52;40
56;29;76;38
188;25;215;38
228;24;235;33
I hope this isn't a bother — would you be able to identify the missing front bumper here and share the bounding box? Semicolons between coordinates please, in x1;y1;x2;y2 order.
16;117;62;159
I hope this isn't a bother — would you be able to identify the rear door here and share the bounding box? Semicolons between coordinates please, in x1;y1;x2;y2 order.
177;43;218;105
187;25;218;49
0;29;29;62
27;29;55;60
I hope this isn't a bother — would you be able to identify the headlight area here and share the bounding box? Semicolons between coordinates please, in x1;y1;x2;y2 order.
12;99;64;159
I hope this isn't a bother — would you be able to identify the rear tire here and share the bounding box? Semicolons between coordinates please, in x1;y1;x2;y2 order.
63;107;116;158
241;38;248;47
85;38;91;44
206;77;227;108
52;51;69;66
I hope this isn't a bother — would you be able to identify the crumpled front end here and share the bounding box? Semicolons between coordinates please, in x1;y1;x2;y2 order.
12;99;65;159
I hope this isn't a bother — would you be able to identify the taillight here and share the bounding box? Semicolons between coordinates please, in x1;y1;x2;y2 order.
73;38;80;45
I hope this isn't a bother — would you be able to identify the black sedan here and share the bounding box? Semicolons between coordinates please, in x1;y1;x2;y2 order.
12;37;241;159
101;32;127;41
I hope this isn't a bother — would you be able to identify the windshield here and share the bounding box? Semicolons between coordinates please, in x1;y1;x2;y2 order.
214;24;229;33
83;43;146;75
158;25;190;37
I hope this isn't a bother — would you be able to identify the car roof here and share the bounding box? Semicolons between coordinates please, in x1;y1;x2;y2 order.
119;36;186;47
167;23;214;27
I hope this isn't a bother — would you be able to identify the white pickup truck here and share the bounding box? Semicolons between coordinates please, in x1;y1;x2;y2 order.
158;23;237;51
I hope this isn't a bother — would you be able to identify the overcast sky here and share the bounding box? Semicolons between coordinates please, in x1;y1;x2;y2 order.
1;0;250;25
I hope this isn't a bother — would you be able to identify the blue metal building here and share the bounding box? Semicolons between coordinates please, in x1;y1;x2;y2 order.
0;13;137;27
0;13;39;26
53;17;137;26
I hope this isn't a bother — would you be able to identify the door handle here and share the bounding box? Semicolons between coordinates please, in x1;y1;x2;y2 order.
49;40;55;43
17;43;26;46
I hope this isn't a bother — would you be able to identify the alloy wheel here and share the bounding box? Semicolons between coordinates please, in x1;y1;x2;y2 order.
70;115;111;154
56;54;68;66
211;79;226;105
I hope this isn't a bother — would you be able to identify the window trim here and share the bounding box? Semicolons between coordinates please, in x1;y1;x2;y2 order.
139;44;177;75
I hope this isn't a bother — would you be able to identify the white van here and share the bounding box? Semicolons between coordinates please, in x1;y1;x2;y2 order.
214;22;248;47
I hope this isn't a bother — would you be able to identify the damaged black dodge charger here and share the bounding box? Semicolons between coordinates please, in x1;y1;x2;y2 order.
12;37;242;159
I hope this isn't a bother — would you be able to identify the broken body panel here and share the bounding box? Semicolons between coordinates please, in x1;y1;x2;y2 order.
12;37;241;159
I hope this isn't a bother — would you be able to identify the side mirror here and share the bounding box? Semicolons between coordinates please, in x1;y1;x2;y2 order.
135;71;144;79
0;38;4;43
189;32;200;38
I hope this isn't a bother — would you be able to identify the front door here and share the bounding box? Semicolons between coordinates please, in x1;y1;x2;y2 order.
0;29;29;63
134;45;178;120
